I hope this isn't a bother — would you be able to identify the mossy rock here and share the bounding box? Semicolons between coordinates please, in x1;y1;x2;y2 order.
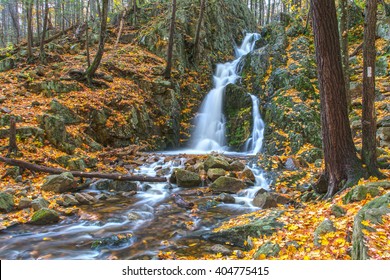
204;156;230;171
210;176;247;194
175;169;201;188
343;184;381;204
30;208;60;225
207;168;226;181
48;99;81;124
253;242;281;259
0;192;15;213
314;219;336;246
41;172;75;193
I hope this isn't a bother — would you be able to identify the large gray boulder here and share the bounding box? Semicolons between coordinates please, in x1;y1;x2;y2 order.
207;168;226;181
31;197;50;211
174;169;201;188
41;172;75;193
204;156;230;171
210;176;247;194
30;208;60;225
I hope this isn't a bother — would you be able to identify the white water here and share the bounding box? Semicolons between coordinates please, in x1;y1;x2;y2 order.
191;33;260;152
244;94;265;155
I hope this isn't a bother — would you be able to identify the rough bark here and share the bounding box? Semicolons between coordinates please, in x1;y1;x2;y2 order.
0;156;167;183
26;0;34;61
7;117;18;156
163;0;177;79
39;0;49;63
115;8;127;48
85;0;109;83
193;0;206;62
340;0;350;109
311;0;363;198
362;0;382;177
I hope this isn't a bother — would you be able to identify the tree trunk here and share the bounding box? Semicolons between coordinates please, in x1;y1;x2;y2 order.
193;0;206;63
362;0;382;177
7;117;19;156
340;0;350;109
85;0;109;83
163;0;177;79
311;0;363;198
8;1;20;44
266;0;271;24
115;8;127;48
86;0;91;67
40;0;49;63
26;0;34;61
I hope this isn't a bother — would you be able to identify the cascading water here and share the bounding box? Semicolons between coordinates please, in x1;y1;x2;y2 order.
244;94;265;155
190;33;260;152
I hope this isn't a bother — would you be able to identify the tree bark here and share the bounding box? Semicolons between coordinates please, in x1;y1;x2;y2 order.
193;0;206;63
26;0;34;61
362;0;382;177
85;0;109;83
340;0;351;109
311;0;363;198
163;0;177;79
115;8;127;48
0;156;167;183
40;0;49;63
7;117;18;156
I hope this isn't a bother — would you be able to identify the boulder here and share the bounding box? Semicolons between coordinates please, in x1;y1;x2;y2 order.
229;160;246;171
62;194;80;207
209;244;232;256
93;179;138;192
314;219;336;246
330;204;347;218
241;167;255;182
41;172;75;193
48;99;81;124
252;192;277;208
210;176;247;194
30;208;60;225
215;193;235;204
174;169;201;188
204;156;230;171
204;211;284;248
0;192;15;213
207;168;226;181
18;197;32;209
352;193;390;260
253;242;281;259
75;193;96;205
343;184;381;204
31;197;49;211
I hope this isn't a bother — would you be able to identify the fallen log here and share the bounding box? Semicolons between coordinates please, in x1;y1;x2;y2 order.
171;194;194;209
0;156;167;182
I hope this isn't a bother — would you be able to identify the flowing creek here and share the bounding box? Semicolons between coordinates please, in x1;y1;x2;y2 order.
0;34;269;260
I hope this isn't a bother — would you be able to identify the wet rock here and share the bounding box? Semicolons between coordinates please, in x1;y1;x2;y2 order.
91;233;133;249
121;191;137;197
209;244;232;256
207;168;226;181
253;242;281;259
331;204;347;218
343;184;381;204
352;193;390;260
41;172;75;193
205;211;284;248
62;194;80;206
94;179;138;192
252;192;277;208
127;212;143;221
210;176;247;194
0;192;15;213
204;156;230;171
75;193;96;205
30;208;60;225
95;193;109;201
31;197;49;211
18;197;32;209
314;219;336;246
241;167;255;182
174;169;201;188
229;160;246;171
215;193;235;204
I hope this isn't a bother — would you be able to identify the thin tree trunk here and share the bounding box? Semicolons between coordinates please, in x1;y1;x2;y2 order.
362;0;382;177
40;0;49;63
85;0;109;83
193;0;206;62
311;0;363;198
0;156;167;183
266;0;271;24
26;0;34;61
86;0;91;67
115;8;127;48
340;0;351;109
163;0;177;79
7;117;18;156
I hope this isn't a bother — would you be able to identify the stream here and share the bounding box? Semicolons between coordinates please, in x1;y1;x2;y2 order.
0;33;268;260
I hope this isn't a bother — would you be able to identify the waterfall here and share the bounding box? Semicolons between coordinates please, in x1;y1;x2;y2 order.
244;94;265;155
190;33;260;152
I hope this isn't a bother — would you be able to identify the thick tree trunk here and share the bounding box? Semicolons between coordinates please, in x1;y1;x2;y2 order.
163;0;177;79
362;0;382;177
85;0;109;83
0;156;167;183
193;0;206;63
311;0;363;198
340;0;350;109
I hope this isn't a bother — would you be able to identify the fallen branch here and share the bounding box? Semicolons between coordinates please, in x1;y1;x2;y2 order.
172;194;194;209
0;156;167;182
